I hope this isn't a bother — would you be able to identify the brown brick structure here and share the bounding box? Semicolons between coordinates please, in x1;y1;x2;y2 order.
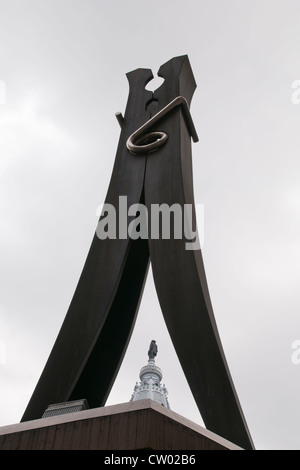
0;399;242;450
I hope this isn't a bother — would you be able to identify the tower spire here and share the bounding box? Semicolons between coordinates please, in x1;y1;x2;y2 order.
130;341;170;409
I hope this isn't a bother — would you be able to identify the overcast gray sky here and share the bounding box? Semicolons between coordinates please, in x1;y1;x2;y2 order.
1;0;300;450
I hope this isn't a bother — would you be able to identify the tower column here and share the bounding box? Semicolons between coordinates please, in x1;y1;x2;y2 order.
130;341;170;409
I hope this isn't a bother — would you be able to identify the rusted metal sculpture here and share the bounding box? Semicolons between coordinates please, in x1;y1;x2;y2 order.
21;55;254;450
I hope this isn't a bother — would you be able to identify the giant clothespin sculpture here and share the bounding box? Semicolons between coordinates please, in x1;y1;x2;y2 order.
22;55;254;450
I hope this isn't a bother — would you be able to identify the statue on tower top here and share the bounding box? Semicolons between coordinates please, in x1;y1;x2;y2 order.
148;340;158;360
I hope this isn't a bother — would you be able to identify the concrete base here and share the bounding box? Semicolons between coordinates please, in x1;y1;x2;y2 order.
0;399;242;450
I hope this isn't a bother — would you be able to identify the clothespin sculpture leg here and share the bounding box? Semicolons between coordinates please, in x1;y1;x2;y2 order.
143;56;254;450
21;68;152;423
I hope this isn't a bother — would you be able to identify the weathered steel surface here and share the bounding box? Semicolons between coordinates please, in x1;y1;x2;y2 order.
21;69;152;422
144;56;254;450
21;55;254;450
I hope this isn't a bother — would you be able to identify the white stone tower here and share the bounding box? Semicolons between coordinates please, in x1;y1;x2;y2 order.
130;340;170;409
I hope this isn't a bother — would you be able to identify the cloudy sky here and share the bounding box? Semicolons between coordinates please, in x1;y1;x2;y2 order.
1;0;300;450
